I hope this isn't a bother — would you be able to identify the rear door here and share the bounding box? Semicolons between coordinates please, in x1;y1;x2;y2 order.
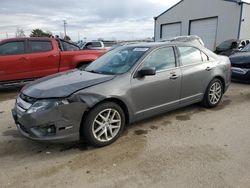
178;46;213;105
59;40;81;71
0;40;33;82
28;39;60;78
131;46;181;119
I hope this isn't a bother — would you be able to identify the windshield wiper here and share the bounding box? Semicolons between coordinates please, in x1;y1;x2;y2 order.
85;70;103;74
85;69;117;75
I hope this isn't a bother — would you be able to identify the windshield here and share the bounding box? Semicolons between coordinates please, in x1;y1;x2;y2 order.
217;40;234;50
85;46;149;75
242;44;250;52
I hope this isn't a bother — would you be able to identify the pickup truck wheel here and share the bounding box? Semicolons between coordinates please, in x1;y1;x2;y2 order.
81;102;125;147
202;78;223;108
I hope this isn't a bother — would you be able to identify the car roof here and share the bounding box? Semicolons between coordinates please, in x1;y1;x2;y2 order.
123;41;203;49
123;41;218;60
0;37;52;43
160;35;201;41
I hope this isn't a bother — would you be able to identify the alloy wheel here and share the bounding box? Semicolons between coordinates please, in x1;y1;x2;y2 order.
92;108;121;142
209;81;222;105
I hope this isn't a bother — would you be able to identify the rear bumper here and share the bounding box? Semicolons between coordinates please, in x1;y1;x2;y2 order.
12;102;88;142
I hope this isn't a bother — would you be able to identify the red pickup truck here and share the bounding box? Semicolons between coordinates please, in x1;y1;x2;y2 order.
0;37;107;85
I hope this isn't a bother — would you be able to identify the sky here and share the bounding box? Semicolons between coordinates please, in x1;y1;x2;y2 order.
1;0;250;41
0;0;179;41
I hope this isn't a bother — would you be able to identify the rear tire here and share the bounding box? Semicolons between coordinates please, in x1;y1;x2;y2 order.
202;78;223;108
81;102;125;147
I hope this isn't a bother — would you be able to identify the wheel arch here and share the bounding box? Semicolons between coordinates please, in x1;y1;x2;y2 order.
80;97;130;130
95;98;130;125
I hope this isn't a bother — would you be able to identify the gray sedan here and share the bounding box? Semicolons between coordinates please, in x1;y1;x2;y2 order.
12;42;231;147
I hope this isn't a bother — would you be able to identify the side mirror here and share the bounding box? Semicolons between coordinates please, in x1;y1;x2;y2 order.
138;67;156;77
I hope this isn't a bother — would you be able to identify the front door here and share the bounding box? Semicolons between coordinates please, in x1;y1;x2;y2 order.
131;47;181;119
0;40;32;82
28;40;60;78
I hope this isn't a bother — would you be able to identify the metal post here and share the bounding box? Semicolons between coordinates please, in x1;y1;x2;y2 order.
63;20;67;38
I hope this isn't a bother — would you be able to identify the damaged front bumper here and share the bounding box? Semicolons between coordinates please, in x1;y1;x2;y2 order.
12;97;88;142
231;67;250;82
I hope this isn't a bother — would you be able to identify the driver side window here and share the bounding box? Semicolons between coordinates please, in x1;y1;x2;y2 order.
0;41;25;55
142;47;176;71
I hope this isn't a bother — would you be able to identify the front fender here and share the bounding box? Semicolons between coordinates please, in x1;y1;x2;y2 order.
69;93;106;108
69;93;134;123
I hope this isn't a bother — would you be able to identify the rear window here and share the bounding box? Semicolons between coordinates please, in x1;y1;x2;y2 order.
217;40;233;50
242;44;250;52
84;42;102;49
178;47;202;66
91;42;102;47
30;41;52;53
62;41;80;51
0;41;25;55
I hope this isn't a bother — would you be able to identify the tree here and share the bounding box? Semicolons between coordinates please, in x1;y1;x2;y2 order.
64;35;71;41
30;29;52;37
16;28;25;37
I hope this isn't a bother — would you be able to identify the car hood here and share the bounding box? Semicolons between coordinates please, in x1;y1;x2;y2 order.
22;69;116;99
229;52;250;64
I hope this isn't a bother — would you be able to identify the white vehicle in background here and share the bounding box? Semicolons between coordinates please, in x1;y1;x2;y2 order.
159;35;205;46
81;41;105;50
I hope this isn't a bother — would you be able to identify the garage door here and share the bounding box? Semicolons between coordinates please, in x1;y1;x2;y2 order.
161;23;181;39
190;18;218;50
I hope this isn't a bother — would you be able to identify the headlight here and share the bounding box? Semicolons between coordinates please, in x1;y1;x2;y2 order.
26;99;69;114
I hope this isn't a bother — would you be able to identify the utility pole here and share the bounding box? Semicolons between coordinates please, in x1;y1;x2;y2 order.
63;20;67;38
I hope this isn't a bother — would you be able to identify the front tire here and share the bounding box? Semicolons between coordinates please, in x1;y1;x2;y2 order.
81;102;125;147
202;78;223;108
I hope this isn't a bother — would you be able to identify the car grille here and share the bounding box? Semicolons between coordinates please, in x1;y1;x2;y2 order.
231;63;250;69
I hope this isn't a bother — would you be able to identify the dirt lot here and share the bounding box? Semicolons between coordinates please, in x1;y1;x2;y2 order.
0;83;250;188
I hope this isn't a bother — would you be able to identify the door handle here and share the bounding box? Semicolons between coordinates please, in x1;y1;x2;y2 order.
19;57;28;61
48;54;57;58
206;67;212;71
170;73;179;80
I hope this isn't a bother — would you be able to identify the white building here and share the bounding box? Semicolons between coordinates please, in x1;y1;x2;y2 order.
154;0;250;50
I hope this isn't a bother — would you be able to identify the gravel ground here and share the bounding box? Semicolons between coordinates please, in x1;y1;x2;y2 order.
0;83;250;188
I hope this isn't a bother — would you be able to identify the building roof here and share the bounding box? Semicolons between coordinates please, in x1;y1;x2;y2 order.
155;0;183;20
155;0;248;20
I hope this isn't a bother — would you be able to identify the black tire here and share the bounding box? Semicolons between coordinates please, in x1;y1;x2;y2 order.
81;102;125;147
202;78;224;108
